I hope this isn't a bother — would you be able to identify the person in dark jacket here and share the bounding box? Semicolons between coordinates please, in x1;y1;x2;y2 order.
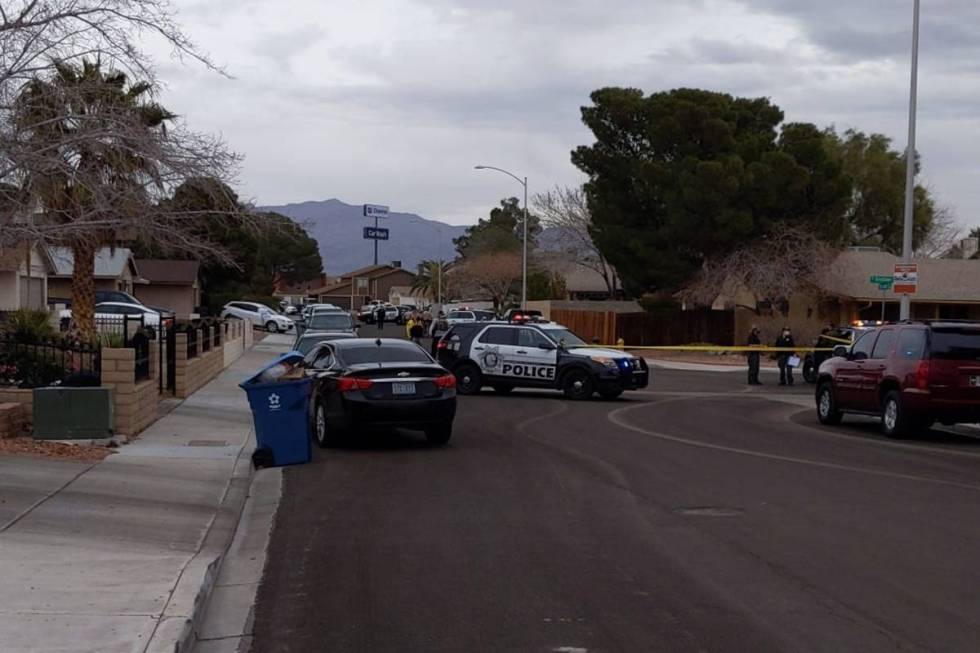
746;326;762;385
375;305;386;333
775;326;796;386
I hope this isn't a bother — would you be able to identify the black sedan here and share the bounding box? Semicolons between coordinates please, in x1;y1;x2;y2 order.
303;338;457;447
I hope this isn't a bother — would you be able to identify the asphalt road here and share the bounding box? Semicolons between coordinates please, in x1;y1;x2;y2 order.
250;365;980;653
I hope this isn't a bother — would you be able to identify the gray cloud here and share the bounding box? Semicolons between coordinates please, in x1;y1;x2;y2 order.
157;0;980;229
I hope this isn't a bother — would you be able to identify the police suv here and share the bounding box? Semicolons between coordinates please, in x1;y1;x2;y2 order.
436;320;649;400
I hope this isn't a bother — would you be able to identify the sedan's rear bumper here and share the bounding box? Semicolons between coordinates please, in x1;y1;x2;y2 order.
339;394;457;430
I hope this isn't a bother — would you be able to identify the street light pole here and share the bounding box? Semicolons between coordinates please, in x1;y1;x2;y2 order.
474;165;529;309
900;0;921;321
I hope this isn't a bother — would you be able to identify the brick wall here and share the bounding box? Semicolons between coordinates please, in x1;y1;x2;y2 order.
174;328;224;399
223;320;247;367
101;347;160;438
0;388;33;426
0;402;26;439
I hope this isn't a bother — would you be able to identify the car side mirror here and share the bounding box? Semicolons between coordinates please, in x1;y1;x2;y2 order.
852;350;868;361
538;342;556;351
832;345;848;358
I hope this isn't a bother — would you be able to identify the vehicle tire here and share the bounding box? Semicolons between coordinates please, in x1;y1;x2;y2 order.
598;388;624;401
492;384;514;395
562;368;595;400
424;422;453;445
312;400;333;448
265;320;279;334
816;382;843;425
454;363;482;395
881;390;911;439
802;361;816;384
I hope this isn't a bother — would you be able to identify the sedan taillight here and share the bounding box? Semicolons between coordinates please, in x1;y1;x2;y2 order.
337;377;374;393
434;374;456;389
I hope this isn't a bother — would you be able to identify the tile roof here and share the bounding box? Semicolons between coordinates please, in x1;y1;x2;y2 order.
47;246;135;278
134;259;200;285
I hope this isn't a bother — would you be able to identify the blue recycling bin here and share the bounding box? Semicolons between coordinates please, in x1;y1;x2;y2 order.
240;352;312;467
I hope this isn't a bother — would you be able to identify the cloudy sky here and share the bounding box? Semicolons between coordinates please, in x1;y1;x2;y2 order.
156;0;980;227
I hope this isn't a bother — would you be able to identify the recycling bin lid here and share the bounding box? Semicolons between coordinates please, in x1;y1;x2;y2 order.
240;351;305;389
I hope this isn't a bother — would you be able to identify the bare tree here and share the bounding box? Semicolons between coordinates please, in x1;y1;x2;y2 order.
455;252;522;310
532;185;617;296
680;225;839;311
916;205;963;258
0;2;244;336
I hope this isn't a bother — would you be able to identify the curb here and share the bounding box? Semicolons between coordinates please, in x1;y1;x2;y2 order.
143;436;255;653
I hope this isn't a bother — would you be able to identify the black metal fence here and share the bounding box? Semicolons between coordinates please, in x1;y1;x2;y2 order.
130;330;152;382
185;324;198;359
0;335;102;388
201;324;212;353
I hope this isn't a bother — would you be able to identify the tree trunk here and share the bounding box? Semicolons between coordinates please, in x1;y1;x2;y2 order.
71;241;97;339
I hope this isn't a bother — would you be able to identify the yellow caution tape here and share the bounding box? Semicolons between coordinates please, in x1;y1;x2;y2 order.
582;344;835;353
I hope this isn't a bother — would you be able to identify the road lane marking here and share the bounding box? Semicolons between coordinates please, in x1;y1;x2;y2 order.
607;399;980;493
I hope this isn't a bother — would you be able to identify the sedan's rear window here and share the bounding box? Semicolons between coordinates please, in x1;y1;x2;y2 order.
929;329;980;361
307;314;353;330
340;345;432;365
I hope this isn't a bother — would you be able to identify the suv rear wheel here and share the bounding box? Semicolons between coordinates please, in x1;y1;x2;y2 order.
881;390;911;439
816;382;843;425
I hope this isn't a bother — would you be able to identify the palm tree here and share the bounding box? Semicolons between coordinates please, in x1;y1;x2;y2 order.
14;60;174;337
411;260;444;302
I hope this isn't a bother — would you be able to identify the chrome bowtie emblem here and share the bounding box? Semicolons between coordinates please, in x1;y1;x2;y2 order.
397;371;410;377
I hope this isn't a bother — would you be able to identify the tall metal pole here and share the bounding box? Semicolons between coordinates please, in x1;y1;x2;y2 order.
522;176;528;310
900;0;920;321
373;213;379;266
437;224;443;305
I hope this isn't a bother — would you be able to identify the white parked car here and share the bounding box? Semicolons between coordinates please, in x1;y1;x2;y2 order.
221;301;294;333
301;303;341;321
60;301;162;328
445;310;477;326
358;301;397;323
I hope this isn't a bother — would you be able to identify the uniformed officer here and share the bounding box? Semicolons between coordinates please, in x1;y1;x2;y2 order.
746;325;762;385
775;326;796;386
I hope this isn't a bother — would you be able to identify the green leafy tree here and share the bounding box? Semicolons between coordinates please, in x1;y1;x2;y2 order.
256;212;323;286
411;260;444;301
572;87;853;296
828;129;935;253
454;197;540;257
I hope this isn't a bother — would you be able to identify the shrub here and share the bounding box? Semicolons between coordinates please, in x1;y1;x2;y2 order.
2;309;54;343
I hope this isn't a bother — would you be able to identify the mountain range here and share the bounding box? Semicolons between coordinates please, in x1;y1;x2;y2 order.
261;199;467;275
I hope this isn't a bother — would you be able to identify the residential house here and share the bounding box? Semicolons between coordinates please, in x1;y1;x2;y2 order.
133;259;201;318
273;273;331;306
0;243;51;311
388;286;427;306
538;255;620;301
312;263;414;310
726;250;980;344
46;246;140;302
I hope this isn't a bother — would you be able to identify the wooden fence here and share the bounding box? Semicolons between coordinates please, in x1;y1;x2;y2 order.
551;309;618;345
551;308;735;347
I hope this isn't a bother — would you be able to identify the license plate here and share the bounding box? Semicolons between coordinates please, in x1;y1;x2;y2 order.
970;376;980;387
392;382;416;395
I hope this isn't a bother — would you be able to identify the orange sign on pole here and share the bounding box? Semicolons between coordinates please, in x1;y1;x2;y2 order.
893;263;918;294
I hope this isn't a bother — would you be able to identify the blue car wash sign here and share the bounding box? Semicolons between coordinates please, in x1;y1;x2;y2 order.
364;226;389;240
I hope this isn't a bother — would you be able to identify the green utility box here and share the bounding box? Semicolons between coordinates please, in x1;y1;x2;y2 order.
33;387;114;439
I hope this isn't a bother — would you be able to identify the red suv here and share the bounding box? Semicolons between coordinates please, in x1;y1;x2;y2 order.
816;321;980;437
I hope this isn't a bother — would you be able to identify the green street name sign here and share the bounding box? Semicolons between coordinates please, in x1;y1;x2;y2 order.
870;275;892;283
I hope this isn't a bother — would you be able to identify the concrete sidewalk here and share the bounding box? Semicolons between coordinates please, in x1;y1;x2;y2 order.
0;335;290;653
